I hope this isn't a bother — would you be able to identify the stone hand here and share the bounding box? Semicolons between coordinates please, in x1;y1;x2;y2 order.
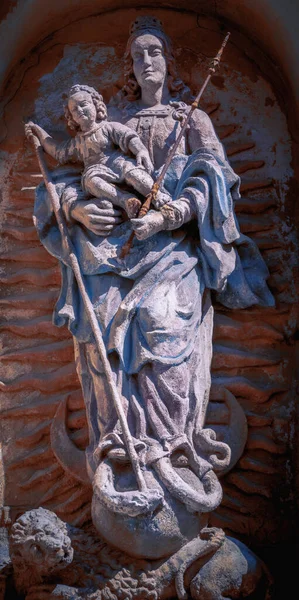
71;199;123;235
151;190;172;209
136;149;154;174
131;209;165;240
24;121;40;140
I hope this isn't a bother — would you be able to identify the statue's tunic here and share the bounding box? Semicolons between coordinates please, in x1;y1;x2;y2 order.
55;120;142;191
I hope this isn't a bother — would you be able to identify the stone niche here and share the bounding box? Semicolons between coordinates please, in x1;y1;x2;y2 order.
0;2;298;600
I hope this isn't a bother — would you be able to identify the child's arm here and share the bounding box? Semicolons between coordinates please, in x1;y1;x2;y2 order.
25;122;62;159
107;122;154;173
25;122;77;164
128;136;154;174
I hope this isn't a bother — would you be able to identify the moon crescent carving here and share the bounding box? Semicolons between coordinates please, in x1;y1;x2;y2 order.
50;396;91;486
208;388;248;477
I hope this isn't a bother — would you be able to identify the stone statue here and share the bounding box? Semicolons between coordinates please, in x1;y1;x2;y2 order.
25;84;171;221
17;15;274;599
9;508;74;597
9;508;272;600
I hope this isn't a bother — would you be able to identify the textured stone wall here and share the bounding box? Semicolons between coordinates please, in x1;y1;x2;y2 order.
0;2;298;597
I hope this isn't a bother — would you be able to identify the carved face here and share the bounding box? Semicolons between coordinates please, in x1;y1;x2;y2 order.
10;509;74;593
68;91;97;131
131;34;167;89
11;526;73;568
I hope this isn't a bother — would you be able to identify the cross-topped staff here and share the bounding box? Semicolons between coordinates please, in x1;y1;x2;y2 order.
121;31;230;258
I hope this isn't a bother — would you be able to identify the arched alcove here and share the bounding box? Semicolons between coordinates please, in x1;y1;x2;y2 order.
0;3;298;598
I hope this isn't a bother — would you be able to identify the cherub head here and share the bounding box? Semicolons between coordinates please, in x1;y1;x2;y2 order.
9;507;73;594
64;84;107;132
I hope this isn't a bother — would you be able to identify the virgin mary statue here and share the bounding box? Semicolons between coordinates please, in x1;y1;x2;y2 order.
34;16;274;538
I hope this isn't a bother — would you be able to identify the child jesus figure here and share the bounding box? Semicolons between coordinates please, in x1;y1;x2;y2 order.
25;84;170;219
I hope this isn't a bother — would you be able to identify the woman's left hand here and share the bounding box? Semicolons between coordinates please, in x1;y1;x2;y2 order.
131;210;165;240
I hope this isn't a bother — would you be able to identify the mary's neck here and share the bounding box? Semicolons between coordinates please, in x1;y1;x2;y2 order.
139;81;171;109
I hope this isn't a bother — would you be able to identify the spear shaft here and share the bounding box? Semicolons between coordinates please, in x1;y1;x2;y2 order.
151;31;231;201
28;133;148;494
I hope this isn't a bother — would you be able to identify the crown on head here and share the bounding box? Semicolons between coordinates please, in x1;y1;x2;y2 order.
129;16;164;36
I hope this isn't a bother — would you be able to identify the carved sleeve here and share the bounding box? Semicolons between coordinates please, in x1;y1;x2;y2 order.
106;122;144;155
187;109;226;160
55;137;81;164
160;195;197;230
161;108;225;229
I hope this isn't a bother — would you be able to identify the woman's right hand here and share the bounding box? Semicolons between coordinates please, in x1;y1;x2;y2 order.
70;199;124;235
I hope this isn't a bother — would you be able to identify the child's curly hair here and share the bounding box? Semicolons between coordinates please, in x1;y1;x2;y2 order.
64;84;107;130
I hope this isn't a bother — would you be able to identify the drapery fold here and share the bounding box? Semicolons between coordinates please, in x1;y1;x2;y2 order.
34;149;274;375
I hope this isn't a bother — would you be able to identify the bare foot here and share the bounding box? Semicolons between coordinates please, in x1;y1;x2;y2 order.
125;197;142;219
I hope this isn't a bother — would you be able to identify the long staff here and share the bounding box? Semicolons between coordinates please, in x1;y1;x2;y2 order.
27;132;148;494
121;31;230;258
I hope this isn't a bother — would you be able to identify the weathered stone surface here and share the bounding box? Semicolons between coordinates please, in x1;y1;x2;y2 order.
9;508;272;600
0;3;298;599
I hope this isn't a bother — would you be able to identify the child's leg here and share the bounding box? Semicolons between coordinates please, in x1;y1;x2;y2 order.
124;168;154;196
85;174;142;219
85;176;131;207
125;168;171;208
